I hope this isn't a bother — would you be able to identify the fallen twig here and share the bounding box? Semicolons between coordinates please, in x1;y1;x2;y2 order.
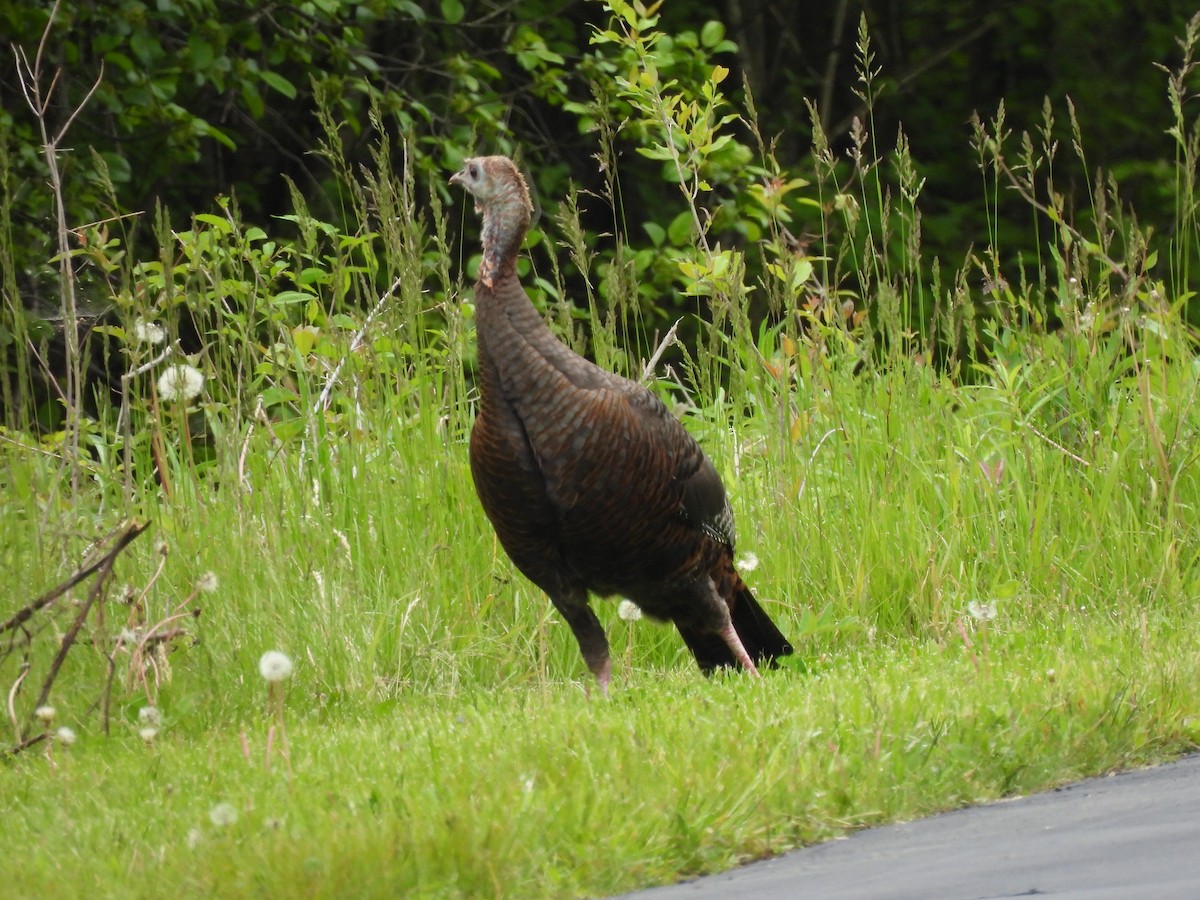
31;521;150;715
0;520;149;638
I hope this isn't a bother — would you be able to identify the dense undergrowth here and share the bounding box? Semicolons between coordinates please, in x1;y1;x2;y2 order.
3;6;1200;898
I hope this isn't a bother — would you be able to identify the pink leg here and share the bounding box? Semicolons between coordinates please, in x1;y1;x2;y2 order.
587;657;611;699
718;623;761;677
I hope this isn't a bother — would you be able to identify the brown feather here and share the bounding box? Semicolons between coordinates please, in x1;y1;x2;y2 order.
452;155;793;690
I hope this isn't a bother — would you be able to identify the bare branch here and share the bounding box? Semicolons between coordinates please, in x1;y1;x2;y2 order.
313;276;402;415
640;318;682;383
31;521;150;714
54;61;105;145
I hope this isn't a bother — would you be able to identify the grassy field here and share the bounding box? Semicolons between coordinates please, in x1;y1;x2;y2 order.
5;15;1200;895
4;302;1200;898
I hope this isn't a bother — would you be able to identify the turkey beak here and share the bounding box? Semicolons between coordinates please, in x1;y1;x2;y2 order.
449;169;465;188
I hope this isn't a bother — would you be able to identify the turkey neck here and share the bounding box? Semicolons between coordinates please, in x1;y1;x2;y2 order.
473;191;593;414
478;174;530;283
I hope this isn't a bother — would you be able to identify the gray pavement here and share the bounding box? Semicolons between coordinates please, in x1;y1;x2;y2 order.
621;753;1200;899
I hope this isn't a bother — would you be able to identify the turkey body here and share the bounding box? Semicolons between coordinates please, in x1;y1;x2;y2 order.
452;155;792;691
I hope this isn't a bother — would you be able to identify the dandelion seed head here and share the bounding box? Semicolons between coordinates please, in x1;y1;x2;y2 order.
258;650;293;682
196;571;218;593
736;552;760;573
967;600;998;622
139;726;159;743
133;319;166;345
186;828;203;849
209;802;238;828
157;364;205;402
35;705;56;725
617;599;642;622
139;706;161;726
55;726;77;746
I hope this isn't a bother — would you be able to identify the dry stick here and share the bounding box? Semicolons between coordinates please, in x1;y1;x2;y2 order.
119;341;180;502
796;428;846;503
128;603;200;700
0;520;146;638
99;546;169;733
639;318;682;384
312;276;403;416
29;521;150;716
5;732;49;757
6;662;30;745
1026;423;1092;468
14;0;106;501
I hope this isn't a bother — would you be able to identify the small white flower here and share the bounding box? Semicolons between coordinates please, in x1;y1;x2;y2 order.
186;828;203;849
520;775;535;793
209;802;238;828
258;651;294;683
55;726;77;745
133;319;166;345
196;571;219;594
967;600;997;622
139;726;159;743
617;600;642;622
157;364;205;402
35;705;56;725
736;552;760;573
139;706;162;726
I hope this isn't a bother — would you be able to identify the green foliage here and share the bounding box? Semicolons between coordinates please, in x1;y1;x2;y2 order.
4;7;1200;895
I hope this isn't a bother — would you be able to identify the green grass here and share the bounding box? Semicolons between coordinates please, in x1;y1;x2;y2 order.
4;318;1200;897
1;625;1197;899
5;13;1200;893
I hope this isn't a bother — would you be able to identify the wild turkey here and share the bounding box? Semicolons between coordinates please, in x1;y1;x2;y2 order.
451;155;793;693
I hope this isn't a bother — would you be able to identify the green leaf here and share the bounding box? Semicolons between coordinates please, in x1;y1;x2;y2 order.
260;71;298;99
667;211;693;246
292;325;320;355
634;145;675;161
188;35;214;70
440;0;464;24
130;30;160;65
272;291;315;305
194;214;233;234
241;82;265;119
259;386;300;409
700;21;725;48
194;119;237;150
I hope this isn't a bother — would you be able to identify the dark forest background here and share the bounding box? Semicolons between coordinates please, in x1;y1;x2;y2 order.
2;0;1197;394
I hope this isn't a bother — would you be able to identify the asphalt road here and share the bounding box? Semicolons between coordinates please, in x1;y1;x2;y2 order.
621;753;1200;899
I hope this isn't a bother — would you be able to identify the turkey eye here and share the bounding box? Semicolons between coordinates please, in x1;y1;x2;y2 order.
468;163;480;179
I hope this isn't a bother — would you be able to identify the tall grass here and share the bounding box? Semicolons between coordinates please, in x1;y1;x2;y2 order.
3;7;1200;897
